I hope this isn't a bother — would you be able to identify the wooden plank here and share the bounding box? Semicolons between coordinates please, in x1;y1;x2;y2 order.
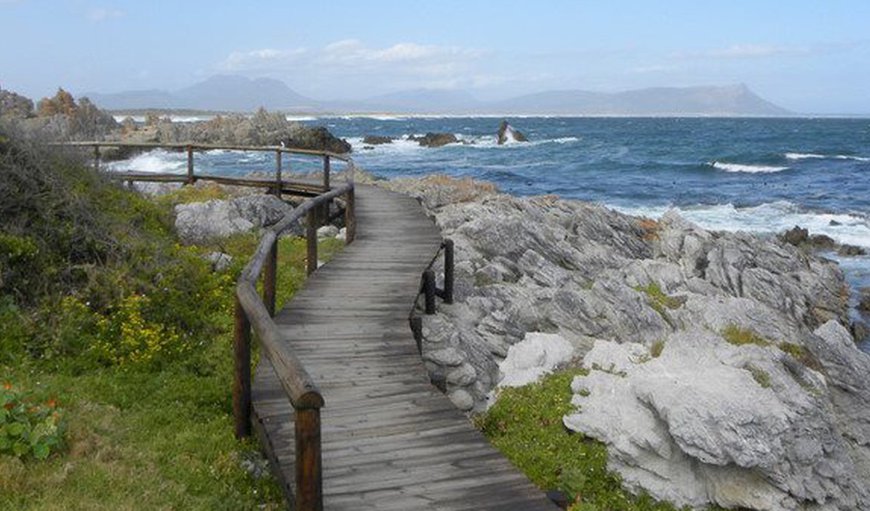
252;184;556;510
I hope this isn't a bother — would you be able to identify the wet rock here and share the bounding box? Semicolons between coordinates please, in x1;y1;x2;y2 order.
408;132;458;148
839;244;867;256
781;225;809;246
496;120;528;144
362;135;393;145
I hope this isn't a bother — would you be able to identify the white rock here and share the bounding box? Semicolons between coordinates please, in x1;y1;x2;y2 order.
496;332;575;388
448;389;474;411
317;225;339;239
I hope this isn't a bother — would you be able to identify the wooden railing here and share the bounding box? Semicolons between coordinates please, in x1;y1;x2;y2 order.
234;182;354;511
60;141;353;194
65;141;356;511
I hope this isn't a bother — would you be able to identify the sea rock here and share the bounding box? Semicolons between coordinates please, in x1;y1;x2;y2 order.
809;233;837;250
496;120;528;144
409;132;458;148
362;135;393;145
782;225;809;246
175;194;292;244
839;244;867;257
859;288;870;314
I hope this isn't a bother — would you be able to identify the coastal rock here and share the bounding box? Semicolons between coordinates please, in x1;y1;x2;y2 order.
174;194;292;244
496;120;528;144
859;288;870;314
495;332;575;388
362;135;393;145
383;175;868;507
316;225;339;239
409;132;458;148
782;225;809;246
839;244;867;257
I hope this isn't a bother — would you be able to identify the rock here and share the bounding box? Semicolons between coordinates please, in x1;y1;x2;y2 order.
781;225;809;246
175;194;292;244
564;332;869;510
362;135;393;145
809;233;837;250
830;220;843;226
408;132;458;148
424;347;465;367
206;251;233;272
495;332;575;388
283;125;351;153
859;288;870;314
839;244;867;256
448;389;474;411
446;363;477;386
336;227;347;242
496;120;528;144
316;225;339;239
852;321;869;343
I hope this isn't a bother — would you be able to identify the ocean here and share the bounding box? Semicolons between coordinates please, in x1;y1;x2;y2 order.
108;116;870;348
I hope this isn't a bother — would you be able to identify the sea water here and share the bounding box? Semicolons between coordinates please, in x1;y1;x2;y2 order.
106;116;870;348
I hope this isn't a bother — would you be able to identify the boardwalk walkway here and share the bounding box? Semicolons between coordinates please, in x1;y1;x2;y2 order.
251;184;556;510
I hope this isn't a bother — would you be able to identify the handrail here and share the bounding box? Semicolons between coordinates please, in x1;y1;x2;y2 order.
234;175;354;511
58;140;353;162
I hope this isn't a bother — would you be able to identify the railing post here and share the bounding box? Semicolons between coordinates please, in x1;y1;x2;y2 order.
186;145;195;185
263;240;278;316
344;187;356;244
423;270;436;315
274;150;283;196
410;315;423;354
233;296;252;438
306;209;318;276
93;144;101;172
443;239;454;304
322;155;330;189
295;407;323;511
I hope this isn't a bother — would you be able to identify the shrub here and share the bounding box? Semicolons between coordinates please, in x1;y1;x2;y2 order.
0;381;66;460
722;325;771;347
636;283;684;317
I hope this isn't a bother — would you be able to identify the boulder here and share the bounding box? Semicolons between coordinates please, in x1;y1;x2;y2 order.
496;120;528;144
174;194;292;244
839;244;868;257
362;135;393;145
408;132;458;148
859;287;870;314
316;225;339;239
781;225;809;246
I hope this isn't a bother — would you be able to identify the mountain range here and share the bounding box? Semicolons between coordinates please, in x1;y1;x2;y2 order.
83;75;791;116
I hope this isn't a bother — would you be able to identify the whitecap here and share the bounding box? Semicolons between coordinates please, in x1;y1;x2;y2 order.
710;161;789;173
612;201;870;249
105;149;186;174
785;152;870;162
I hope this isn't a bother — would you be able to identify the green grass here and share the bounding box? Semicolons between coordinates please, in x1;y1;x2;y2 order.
721;325;771;348
635;283;684;318
745;365;772;389
778;342;823;372
650;340;665;358
477;369;688;511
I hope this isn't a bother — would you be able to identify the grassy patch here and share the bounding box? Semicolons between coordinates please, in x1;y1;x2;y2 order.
745;365;772;389
721;325;771;348
635;283;684;318
154;182;231;208
477;369;686;511
778;342;823;372
650;340;666;358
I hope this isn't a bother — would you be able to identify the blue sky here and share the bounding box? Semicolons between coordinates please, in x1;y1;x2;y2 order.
1;0;869;113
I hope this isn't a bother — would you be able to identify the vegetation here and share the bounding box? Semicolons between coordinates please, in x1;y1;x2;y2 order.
0;130;342;509
650;339;666;358
745;364;772;389
721;325;771;348
477;369;689;511
635;283;683;318
778;342;823;371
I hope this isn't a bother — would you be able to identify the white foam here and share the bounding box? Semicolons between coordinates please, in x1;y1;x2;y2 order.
711;161;789;173
612;201;870;249
105;149;186;174
785;152;870;162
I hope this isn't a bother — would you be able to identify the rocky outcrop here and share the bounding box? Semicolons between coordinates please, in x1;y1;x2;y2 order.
408;132;458;148
384;176;868;510
174;194;294;244
496;120;528;144
362;135;393;145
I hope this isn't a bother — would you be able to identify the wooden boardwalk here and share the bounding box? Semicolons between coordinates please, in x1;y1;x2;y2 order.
251;184;556;510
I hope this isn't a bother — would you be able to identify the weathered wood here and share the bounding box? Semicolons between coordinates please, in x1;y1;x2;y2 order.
186;145;195;185
274;150;283;196
93;144;100;172
307;209;318;276
443;238;454;304
409;315;423;354
59;140;353;162
263;241;278;316
323;155;331;189
423;269;436;315
233;296;252;438
295;408;323;511
344;188;356;244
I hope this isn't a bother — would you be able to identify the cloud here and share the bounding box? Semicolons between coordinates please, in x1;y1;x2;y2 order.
88;7;124;22
218;40;486;85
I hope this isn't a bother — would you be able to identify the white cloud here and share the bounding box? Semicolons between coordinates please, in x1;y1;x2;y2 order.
88;7;124;22
219;40;485;80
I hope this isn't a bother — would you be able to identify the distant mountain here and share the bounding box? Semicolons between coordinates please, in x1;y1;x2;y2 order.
83;75;316;112
83;76;791;116
490;84;790;116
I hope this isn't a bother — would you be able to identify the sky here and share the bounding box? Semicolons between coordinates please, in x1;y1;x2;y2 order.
1;0;869;114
